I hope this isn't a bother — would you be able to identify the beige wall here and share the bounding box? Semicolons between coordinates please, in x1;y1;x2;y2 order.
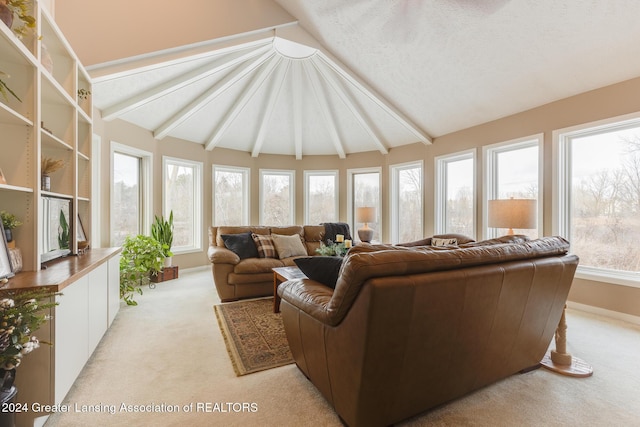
96;76;640;318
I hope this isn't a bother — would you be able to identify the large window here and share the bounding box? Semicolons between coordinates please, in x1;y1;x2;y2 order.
304;170;338;225
390;161;423;243
435;150;476;237
484;136;541;239
348;168;381;242
110;143;152;247
260;169;294;226
556;115;640;282
163;157;202;253
213;166;250;226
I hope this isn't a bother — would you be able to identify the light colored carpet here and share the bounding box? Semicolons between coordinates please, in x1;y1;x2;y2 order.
46;267;640;426
214;298;293;376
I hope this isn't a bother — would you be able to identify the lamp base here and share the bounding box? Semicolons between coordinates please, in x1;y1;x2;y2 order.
358;228;373;243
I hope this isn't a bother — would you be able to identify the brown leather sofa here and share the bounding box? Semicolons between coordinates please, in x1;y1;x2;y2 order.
207;225;325;302
278;236;579;427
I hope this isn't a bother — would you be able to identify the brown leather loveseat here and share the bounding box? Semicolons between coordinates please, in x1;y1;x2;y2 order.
208;225;326;301
278;236;579;427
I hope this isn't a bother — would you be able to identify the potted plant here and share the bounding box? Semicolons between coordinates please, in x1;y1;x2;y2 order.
119;235;164;306
0;210;21;244
151;211;174;267
40;157;64;191
0;0;36;38
0;288;58;414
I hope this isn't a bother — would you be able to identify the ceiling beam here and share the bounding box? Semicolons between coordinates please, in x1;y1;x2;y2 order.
316;52;432;145
303;61;346;159
153;50;276;140
205;55;283;150
252;60;291;157
310;56;389;155
292;62;303;160
102;43;272;121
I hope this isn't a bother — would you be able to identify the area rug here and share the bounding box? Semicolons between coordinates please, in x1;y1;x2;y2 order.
214;298;293;376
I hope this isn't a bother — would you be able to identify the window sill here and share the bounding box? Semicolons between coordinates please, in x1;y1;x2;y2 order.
575;266;640;289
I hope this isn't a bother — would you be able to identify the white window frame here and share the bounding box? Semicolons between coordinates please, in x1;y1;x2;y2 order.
259;169;295;226
347;167;382;242
162;156;203;254
553;112;640;288
304;170;339;225
390;161;423;244
212;165;250;226
110;141;153;245
483;134;543;240
434;149;476;237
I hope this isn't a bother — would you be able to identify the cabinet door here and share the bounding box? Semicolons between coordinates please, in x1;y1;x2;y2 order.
54;276;89;404
108;254;121;326
88;263;109;353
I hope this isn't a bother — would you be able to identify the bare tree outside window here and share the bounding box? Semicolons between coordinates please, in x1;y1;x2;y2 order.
112;152;140;246
307;173;337;224
444;157;474;236
392;164;422;243
261;171;293;226
214;167;248;226
165;160;201;250
569;127;640;272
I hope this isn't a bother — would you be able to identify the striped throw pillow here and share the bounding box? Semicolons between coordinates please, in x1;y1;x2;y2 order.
252;233;278;258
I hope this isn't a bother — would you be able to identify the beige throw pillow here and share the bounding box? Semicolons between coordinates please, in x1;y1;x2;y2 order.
272;233;307;259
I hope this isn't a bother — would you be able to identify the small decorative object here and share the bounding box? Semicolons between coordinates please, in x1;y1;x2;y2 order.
1;0;36;38
77;88;91;100
0;287;59;414
0;211;21;244
356;206;376;243
0;220;12;280
0;71;21;103
7;248;21;273
316;240;349;257
40;157;64;191
151;211;174;268
0;168;6;185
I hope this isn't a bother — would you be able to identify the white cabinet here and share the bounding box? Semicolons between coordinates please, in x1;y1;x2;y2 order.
108;254;121;326
88;262;109;354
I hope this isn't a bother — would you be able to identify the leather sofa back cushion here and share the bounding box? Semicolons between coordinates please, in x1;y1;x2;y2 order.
272;233;307;259
221;232;258;259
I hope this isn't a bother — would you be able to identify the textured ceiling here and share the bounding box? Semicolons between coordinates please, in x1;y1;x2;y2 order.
89;0;640;157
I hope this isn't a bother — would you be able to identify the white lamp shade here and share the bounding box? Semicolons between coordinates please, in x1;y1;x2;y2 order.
488;199;537;230
356;207;376;224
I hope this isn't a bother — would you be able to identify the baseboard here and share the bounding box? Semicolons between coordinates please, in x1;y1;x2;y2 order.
568;301;640;326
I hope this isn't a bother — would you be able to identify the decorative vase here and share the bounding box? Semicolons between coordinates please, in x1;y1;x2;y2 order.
3;227;11;243
0;369;17;427
41;174;50;191
0;1;13;30
164;256;173;268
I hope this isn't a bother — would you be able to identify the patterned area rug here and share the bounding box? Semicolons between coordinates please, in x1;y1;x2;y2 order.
214;298;293;376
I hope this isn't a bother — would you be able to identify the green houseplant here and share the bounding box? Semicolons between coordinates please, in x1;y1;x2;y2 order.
119;235;164;306
0;210;21;243
151;211;174;267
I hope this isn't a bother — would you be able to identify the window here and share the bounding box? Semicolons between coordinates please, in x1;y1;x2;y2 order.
213;165;250;226
484;136;541;239
304;170;338;225
163;157;202;253
435;150;476;237
260;169;295;226
390;161;423;243
110;142;152;246
348;168;381;242
555;115;640;283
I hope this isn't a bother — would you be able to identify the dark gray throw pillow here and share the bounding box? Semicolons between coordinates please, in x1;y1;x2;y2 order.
294;256;343;289
221;232;259;259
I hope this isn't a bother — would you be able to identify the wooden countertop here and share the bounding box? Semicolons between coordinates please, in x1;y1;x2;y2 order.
0;248;122;292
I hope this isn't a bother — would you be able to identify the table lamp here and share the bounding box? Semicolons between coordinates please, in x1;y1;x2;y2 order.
488;198;536;235
356;207;376;243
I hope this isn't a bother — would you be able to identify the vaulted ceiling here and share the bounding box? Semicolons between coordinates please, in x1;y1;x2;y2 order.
56;0;640;158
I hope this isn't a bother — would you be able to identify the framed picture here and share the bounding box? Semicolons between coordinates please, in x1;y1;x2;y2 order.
0;219;14;281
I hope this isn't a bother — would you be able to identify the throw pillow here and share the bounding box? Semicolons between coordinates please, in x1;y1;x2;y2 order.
431;237;458;247
294;256;343;289
252;233;278;258
272;233;307;259
221;232;258;259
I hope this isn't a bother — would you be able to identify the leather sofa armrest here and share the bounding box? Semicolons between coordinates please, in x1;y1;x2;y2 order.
278;279;334;324
208;246;240;264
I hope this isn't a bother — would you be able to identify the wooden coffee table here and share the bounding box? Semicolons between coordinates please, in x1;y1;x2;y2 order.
272;266;307;313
